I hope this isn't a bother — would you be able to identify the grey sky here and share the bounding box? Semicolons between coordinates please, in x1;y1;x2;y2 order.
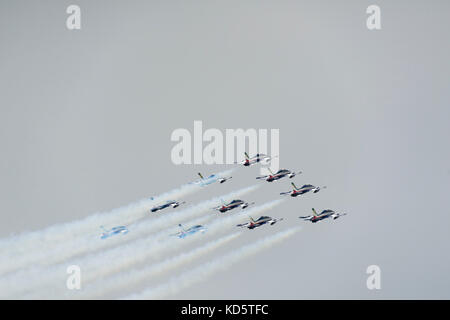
0;0;449;298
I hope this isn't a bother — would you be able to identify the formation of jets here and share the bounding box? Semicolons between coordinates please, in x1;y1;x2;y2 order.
99;152;347;239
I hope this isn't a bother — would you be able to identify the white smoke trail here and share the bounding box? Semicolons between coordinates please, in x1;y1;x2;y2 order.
0;169;234;258
2;197;278;299
124;227;300;299
78;233;241;299
0;177;250;277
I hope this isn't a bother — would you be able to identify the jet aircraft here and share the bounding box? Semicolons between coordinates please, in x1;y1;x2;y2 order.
195;172;232;186
236;152;273;167
299;208;347;223
100;226;129;239
256;168;301;182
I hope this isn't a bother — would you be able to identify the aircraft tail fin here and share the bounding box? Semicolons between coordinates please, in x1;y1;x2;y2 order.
249;216;255;223
312;208;318;216
198;172;204;180
244;152;249;159
291;182;298;190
